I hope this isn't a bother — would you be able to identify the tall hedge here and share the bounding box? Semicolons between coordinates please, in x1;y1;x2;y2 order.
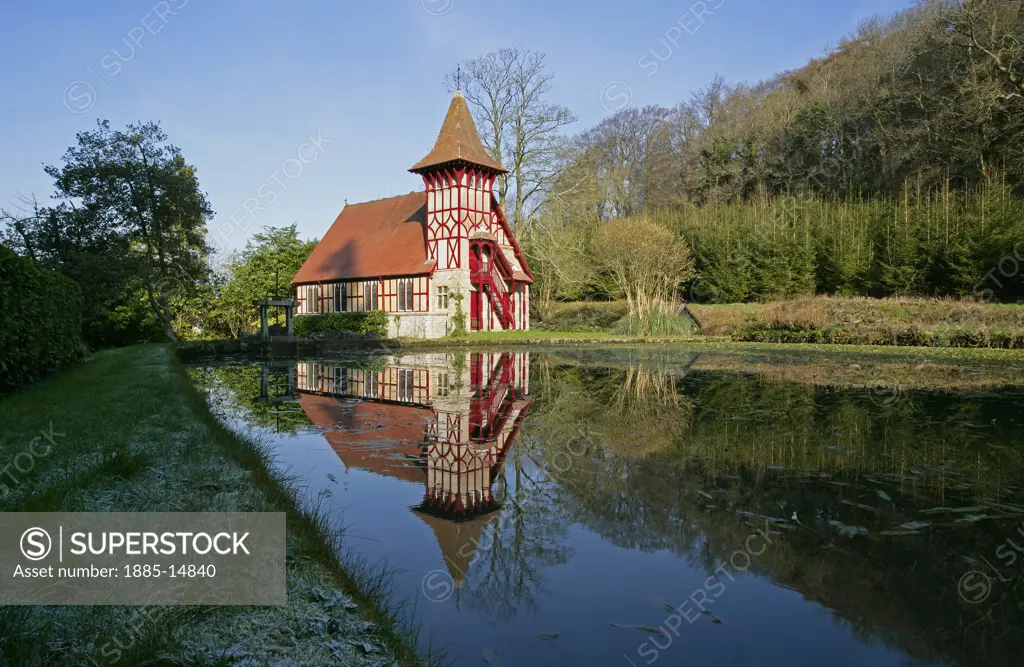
0;245;83;392
658;179;1024;303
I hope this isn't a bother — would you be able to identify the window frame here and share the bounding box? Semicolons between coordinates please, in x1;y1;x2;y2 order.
333;283;345;313
364;280;378;311
306;285;317;314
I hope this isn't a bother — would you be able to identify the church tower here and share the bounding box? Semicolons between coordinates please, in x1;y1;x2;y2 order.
409;88;505;271
410;87;531;331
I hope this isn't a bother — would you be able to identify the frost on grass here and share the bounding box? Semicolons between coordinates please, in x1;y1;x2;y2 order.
0;345;403;666
165;566;394;666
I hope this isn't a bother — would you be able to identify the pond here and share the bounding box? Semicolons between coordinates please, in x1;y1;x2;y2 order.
189;346;1024;667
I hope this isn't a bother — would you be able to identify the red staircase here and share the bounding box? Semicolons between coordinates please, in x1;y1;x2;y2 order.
470;240;515;330
469;354;515;441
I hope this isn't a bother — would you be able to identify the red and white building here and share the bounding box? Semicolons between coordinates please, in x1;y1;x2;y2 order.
292;89;533;338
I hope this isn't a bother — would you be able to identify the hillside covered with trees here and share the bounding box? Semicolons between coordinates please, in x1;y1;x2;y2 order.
526;0;1024;310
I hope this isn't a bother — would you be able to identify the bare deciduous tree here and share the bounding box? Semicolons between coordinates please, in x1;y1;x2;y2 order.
447;47;576;231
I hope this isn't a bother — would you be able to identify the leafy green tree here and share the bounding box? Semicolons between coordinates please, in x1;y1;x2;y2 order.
43;120;213;341
217;225;317;336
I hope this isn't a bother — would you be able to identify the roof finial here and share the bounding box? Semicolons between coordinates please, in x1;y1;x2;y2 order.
456;65;461;91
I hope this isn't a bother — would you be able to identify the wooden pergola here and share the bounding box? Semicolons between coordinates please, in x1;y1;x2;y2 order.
253;298;299;340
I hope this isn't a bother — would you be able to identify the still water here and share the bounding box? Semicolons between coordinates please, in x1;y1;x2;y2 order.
191;347;1024;667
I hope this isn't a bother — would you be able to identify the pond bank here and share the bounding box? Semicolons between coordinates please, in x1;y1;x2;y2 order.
176;334;1024;392
534;298;1024;349
399;332;1024;359
0;344;429;667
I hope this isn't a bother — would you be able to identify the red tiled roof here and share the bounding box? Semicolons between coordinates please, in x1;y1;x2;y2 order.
299;394;430;485
409;91;506;174
292;192;433;284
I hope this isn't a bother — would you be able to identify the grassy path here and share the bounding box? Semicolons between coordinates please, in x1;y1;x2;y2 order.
0;345;427;667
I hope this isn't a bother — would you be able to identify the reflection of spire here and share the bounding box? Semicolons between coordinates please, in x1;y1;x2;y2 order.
410;353;532;586
412;510;495;587
294;352;532;587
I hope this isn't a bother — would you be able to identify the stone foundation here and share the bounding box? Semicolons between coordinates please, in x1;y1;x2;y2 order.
389;313;451;339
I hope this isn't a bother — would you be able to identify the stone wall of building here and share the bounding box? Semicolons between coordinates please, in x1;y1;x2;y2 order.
388;313;450;339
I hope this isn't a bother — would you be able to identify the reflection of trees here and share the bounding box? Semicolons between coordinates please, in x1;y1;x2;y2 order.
192;354;1024;666
527;363;1024;667
459;446;574;621
189;364;313;434
455;360;700;620
527;358;694;457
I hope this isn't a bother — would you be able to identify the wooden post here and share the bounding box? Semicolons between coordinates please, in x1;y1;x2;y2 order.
260;305;269;340
286;306;294;336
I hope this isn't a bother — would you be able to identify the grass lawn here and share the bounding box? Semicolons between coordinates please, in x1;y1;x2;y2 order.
0;345;426;667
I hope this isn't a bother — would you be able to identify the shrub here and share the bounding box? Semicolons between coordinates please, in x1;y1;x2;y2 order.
294;311;388;338
592;217;696;316
0;245;84;391
538;302;628;331
450;293;467;338
611;306;700;337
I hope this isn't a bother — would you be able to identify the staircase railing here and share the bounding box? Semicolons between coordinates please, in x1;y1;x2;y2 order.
470;354;514;441
470;241;515;330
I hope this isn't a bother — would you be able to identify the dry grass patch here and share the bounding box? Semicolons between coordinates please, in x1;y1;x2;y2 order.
690;296;1024;347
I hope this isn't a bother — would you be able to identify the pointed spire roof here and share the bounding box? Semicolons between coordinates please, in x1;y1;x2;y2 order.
410;90;507;174
412;509;499;587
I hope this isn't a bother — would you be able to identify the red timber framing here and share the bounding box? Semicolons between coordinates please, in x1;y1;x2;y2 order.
295;276;430;315
420;165;496;270
296;362;432;406
469;238;517;331
416;162;532;332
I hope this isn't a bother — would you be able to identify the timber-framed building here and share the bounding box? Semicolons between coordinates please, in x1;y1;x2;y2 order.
292;89;533;338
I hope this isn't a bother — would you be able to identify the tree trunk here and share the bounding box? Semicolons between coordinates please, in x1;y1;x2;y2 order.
160;297;177;341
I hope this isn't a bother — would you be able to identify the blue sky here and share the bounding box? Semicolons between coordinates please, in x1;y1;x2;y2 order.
0;0;916;255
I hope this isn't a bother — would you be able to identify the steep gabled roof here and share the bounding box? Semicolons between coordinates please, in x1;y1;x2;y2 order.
298;394;430;485
292;192;433;284
409;91;507;174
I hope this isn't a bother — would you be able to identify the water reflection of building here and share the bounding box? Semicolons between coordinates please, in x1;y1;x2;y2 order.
295;352;531;585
